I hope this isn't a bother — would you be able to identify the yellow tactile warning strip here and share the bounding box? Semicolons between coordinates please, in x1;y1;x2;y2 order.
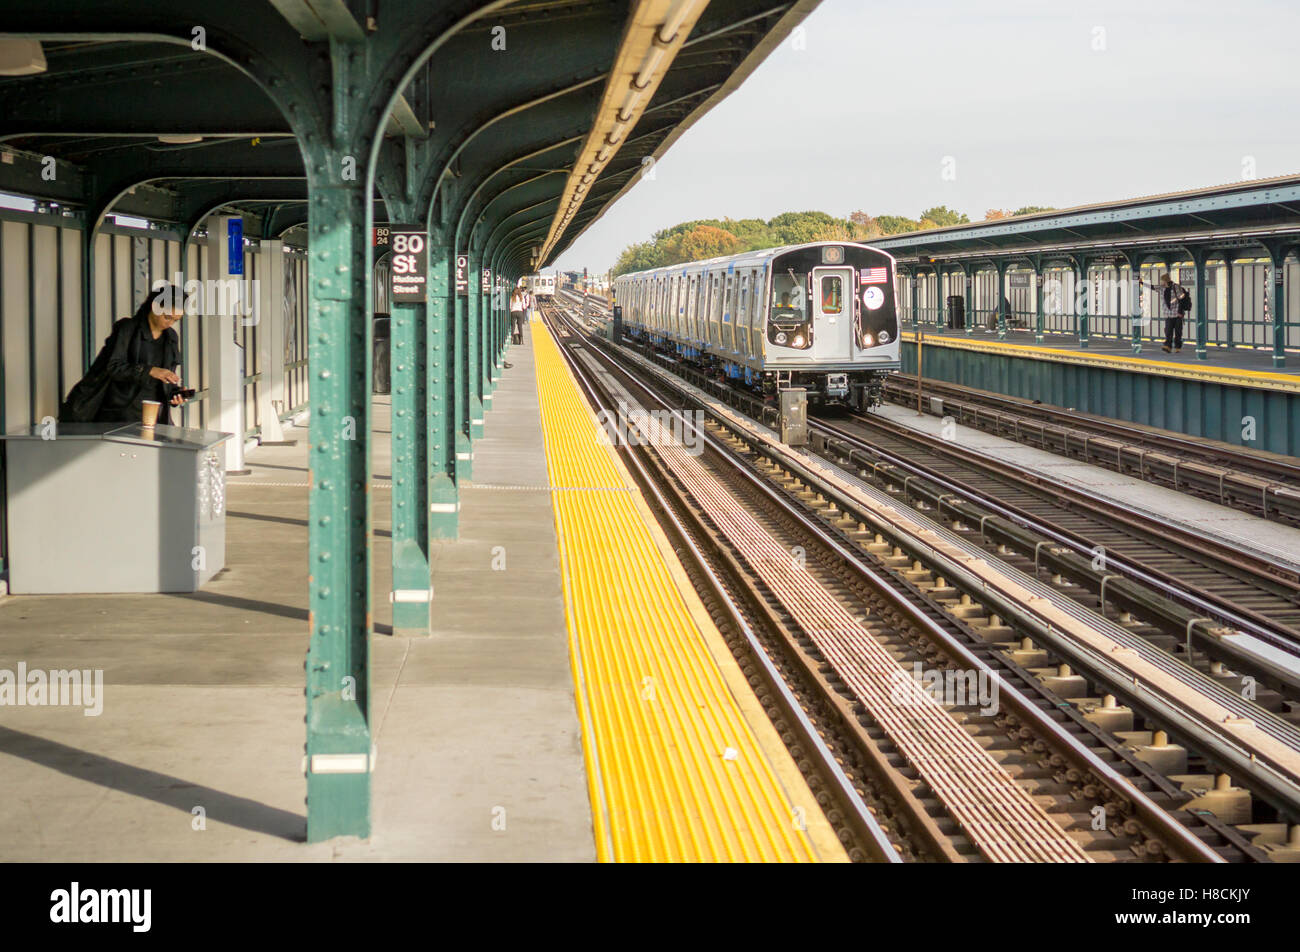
532;324;837;862
903;332;1300;393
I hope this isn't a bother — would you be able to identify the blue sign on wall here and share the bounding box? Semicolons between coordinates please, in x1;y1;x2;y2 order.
228;218;244;275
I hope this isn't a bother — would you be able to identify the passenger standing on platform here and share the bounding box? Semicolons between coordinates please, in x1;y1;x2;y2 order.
59;284;191;424
509;283;527;346
1138;273;1191;353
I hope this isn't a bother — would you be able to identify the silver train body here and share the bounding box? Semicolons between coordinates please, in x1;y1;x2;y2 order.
613;241;900;407
527;272;556;300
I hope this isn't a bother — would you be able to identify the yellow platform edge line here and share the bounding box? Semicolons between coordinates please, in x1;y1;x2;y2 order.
531;324;847;863
902;331;1300;391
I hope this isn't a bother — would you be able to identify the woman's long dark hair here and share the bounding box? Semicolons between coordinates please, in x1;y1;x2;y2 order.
133;283;182;324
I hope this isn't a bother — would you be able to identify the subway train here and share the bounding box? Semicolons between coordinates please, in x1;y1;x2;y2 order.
528;272;556;300
613;241;900;408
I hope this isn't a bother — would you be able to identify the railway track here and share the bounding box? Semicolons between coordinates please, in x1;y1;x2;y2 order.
574;308;1300;705
542;300;1285;862
813;409;1300;696
883;373;1300;524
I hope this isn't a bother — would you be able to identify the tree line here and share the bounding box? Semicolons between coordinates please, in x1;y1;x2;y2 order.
612;205;1055;276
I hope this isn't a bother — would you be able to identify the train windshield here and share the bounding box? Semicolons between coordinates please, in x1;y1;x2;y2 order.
771;270;808;321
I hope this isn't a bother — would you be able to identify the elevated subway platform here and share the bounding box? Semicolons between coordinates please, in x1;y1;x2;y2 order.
0;350;593;860
0;321;841;862
902;329;1300;456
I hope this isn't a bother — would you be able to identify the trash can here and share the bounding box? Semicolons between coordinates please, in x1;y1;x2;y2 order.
372;314;391;394
946;295;965;329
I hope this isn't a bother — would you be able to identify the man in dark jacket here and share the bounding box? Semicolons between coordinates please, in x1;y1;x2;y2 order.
1137;273;1191;353
60;284;190;424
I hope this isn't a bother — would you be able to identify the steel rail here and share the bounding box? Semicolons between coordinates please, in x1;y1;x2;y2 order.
550;302;1230;863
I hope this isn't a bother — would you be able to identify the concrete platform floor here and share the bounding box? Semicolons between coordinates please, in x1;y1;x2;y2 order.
0;324;595;861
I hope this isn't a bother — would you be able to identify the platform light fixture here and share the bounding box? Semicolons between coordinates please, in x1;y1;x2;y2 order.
0;39;46;76
158;134;204;145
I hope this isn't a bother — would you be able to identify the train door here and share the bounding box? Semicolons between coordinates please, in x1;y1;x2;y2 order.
811;267;853;360
687;274;698;341
737;272;751;357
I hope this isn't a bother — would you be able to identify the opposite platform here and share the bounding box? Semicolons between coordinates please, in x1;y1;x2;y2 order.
904;328;1300;392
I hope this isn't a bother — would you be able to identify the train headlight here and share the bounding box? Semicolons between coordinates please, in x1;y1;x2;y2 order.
793;334;805;347
775;331;788;345
862;333;874;347
879;330;891;344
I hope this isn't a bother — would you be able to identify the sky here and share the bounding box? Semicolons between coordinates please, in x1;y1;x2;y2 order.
553;0;1300;273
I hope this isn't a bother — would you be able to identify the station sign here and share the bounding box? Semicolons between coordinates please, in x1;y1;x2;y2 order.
389;225;428;303
481;268;491;293
1008;273;1030;288
1178;267;1197;286
455;253;469;296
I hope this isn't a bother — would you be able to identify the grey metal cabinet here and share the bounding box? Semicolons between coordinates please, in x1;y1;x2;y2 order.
1;423;232;593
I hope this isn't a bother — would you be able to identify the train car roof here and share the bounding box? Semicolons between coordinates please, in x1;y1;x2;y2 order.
614;241;895;281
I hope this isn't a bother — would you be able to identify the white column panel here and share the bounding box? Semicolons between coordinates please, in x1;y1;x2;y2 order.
256;239;287;441
93;232;113;347
31;224;59;422
204;216;244;470
113;233;131;319
2;221;30;428
60;226;82;386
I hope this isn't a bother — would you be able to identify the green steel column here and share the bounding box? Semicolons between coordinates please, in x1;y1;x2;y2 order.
304;181;372;842
468;252;484;439
1129;261;1143;354
996;262;1008;340
389;293;430;634
1224;258;1235;349
478;264;494;403
427;237;459;539
936;268;946;329
1270;251;1287;369
499;276;509;361
1193;249;1209;361
909;270;918;331
454;276;472;481
1077;261;1089;349
1034;268;1045;344
964;269;974;335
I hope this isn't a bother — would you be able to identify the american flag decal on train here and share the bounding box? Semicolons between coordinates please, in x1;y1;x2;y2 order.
860;266;888;284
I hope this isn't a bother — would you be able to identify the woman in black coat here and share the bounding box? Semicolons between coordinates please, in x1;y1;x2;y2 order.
60;284;190;424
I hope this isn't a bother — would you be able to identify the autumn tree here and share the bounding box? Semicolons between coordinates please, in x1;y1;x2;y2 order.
918;205;970;228
874;215;919;235
661;224;741;264
984;208;1011;220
